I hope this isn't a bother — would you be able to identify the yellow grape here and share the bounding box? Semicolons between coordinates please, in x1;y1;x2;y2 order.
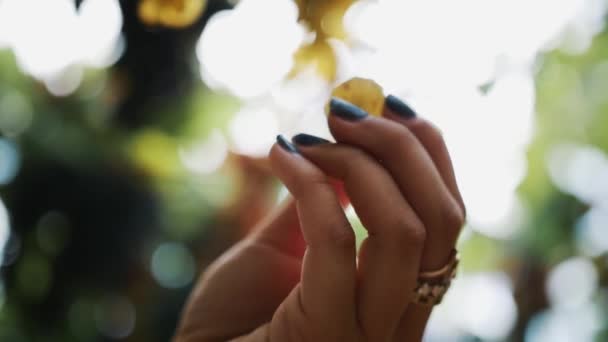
290;40;337;80
327;77;384;116
138;0;206;28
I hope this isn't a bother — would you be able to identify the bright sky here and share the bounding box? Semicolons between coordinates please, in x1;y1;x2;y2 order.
0;0;123;95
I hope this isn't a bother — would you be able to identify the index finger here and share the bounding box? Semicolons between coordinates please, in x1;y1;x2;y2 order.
268;135;358;332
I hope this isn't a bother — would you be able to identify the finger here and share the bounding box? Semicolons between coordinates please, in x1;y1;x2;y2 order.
252;180;350;260
328;98;465;271
269;135;357;330
382;95;465;342
292;134;425;341
384;95;465;213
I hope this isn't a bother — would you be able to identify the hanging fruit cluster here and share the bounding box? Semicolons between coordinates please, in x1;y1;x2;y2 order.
291;0;357;80
138;0;207;28
136;0;358;80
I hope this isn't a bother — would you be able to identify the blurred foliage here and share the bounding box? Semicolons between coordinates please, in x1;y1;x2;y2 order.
457;30;608;341
0;0;607;341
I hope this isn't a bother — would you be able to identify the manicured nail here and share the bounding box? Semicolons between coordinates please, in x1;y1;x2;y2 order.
330;97;368;121
277;134;298;153
385;94;417;119
292;133;330;146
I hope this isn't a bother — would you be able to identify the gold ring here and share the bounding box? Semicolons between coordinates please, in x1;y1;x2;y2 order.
411;250;459;306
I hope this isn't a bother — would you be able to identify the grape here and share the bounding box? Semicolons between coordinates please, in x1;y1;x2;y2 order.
327;77;385;116
290;0;356;80
290;40;336;80
138;0;206;28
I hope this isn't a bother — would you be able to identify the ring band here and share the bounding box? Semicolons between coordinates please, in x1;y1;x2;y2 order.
411;250;459;306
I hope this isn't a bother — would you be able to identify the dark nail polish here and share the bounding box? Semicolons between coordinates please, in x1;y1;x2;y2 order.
292;133;330;146
385;95;417;119
277;134;298;153
330;97;368;121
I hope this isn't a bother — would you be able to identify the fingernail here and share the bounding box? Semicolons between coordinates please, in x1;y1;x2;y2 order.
385;95;417;119
277;134;298;153
330;97;368;121
292;133;330;146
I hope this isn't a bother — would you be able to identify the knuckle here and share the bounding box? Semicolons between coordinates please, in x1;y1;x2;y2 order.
407;224;427;247
294;170;330;198
386;215;426;248
305;170;331;189
416;119;444;141
387;127;418;154
307;217;355;251
342;149;375;178
442;202;465;235
329;221;357;250
411;119;447;153
347;148;373;165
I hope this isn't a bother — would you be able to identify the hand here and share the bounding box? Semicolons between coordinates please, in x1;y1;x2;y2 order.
174;95;466;342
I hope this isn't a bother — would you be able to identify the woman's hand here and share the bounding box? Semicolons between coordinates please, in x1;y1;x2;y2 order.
174;95;465;342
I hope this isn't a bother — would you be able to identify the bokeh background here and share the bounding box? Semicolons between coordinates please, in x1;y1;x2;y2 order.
0;0;607;341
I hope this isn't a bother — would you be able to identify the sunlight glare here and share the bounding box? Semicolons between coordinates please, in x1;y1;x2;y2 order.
0;0;123;95
546;257;598;309
179;129;228;174
526;304;603;342
547;143;608;205
197;0;305;98
430;272;518;340
228;105;279;157
576;206;608;257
